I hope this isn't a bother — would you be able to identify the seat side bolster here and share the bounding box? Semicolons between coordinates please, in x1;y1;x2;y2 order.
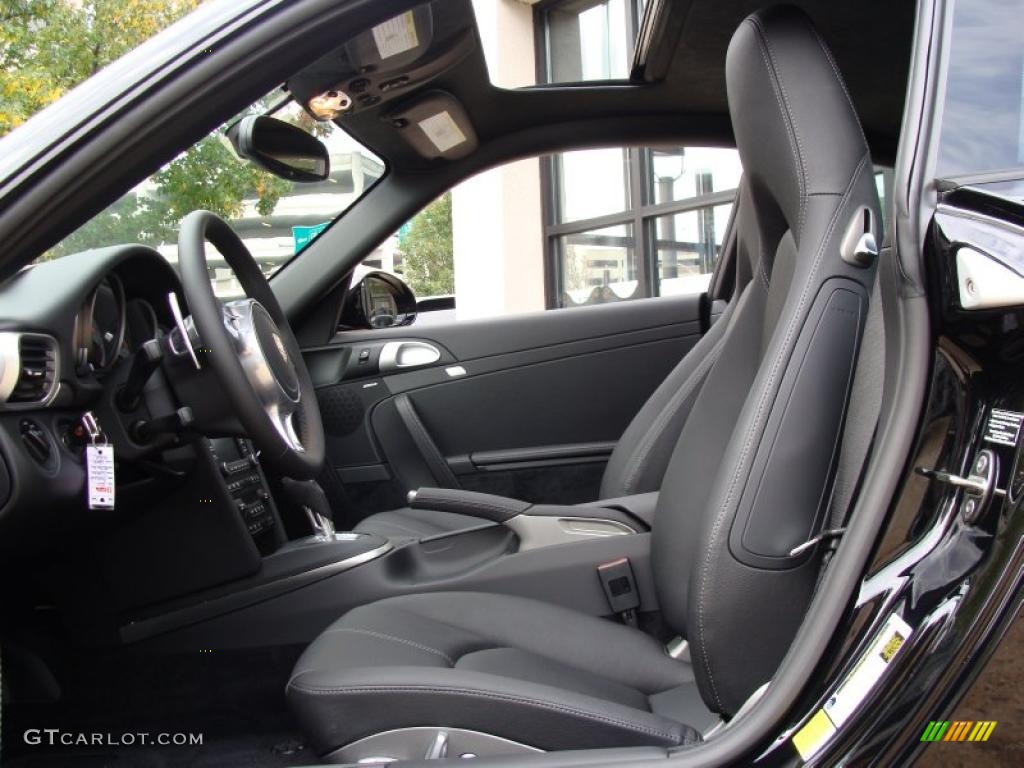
287;667;700;754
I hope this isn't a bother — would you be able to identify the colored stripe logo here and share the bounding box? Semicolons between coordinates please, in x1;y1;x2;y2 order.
921;721;997;742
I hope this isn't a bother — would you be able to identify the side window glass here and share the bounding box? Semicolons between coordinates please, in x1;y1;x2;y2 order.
548;146;742;307
362;148;744;323
936;0;1024;178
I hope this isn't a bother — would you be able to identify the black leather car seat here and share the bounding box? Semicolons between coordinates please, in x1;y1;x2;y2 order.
289;6;881;757
354;182;756;539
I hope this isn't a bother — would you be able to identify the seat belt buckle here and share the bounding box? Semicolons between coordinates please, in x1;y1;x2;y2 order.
597;558;640;627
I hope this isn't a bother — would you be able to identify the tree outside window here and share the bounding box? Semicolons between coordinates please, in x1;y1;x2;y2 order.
396;192;454;298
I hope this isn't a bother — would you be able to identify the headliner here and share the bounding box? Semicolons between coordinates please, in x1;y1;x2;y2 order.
288;0;916;175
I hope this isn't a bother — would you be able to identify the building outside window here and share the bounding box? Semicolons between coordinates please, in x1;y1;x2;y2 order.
544;145;741;308
534;0;742;308
539;0;641;83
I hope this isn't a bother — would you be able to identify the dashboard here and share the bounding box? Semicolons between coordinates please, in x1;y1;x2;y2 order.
1;246;180;395
0;246;184;539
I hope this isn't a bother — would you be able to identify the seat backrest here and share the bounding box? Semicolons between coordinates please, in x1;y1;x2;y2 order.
651;5;880;716
599;181;756;500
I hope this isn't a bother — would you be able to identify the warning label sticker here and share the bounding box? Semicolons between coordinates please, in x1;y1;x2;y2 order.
792;613;913;761
984;408;1024;447
418;111;467;153
372;12;418;60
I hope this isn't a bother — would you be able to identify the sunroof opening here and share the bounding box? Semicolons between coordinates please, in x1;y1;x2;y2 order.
479;0;647;89
541;0;644;84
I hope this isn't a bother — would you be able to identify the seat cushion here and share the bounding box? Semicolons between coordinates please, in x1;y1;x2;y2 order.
287;592;704;755
353;507;487;538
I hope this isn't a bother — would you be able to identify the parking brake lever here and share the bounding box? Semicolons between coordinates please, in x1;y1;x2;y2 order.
280;478;336;540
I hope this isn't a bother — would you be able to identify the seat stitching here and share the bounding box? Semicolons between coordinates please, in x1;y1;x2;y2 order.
287;683;681;740
695;151;870;710
322;628;456;665
749;17;807;236
810;26;869;148
619;333;727;494
758;240;771;289
419;498;518;517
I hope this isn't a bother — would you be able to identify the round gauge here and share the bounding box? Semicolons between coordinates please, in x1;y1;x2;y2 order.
75;276;126;372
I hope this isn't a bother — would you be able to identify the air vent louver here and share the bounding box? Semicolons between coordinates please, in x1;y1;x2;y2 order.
9;336;57;404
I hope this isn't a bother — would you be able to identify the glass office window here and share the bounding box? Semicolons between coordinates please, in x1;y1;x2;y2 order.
654;204;734;296
558;223;638;306
649;148;744;206
541;0;639;83
557;148;631;222
543;145;741;309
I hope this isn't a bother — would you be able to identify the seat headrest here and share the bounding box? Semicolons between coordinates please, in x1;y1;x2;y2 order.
726;6;868;243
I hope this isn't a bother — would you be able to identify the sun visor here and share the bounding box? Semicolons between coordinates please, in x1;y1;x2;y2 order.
345;6;434;76
385;92;478;161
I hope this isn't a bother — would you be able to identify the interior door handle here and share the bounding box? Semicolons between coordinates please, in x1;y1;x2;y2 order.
378;341;442;373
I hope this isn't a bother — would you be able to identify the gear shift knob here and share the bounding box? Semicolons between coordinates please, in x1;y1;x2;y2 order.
280;478;336;540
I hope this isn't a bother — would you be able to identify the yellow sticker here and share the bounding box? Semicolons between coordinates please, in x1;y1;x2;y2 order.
793;709;837;761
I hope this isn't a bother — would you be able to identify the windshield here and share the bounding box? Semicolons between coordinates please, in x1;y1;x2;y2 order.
4;1;384;295
40;96;384;296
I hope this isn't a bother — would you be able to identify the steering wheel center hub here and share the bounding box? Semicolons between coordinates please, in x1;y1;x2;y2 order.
223;299;300;402
221;298;305;452
252;303;301;401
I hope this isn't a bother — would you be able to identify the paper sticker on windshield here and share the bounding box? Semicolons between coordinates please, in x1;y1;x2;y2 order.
984;408;1024;447
372;12;418;59
792;613;912;761
418;111;467;153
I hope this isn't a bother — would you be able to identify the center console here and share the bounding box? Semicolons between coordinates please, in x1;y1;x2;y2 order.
208;437;280;545
124;482;659;652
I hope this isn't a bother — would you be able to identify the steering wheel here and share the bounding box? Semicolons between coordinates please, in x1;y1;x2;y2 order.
177;210;325;479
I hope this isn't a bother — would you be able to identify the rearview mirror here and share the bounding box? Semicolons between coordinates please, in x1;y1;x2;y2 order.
226;115;329;182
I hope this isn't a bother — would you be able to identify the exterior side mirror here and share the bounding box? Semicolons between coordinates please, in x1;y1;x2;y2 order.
226;115;329;182
339;271;418;330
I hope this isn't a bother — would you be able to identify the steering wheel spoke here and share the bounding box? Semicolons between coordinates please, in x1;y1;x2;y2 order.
271;404;304;454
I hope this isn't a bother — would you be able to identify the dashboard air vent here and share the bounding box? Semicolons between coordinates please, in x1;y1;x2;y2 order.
9;336;57;404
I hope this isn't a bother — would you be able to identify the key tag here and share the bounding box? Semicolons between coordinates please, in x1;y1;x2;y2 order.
82;411;115;511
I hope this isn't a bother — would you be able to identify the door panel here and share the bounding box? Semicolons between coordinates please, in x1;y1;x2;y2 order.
304;294;705;526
